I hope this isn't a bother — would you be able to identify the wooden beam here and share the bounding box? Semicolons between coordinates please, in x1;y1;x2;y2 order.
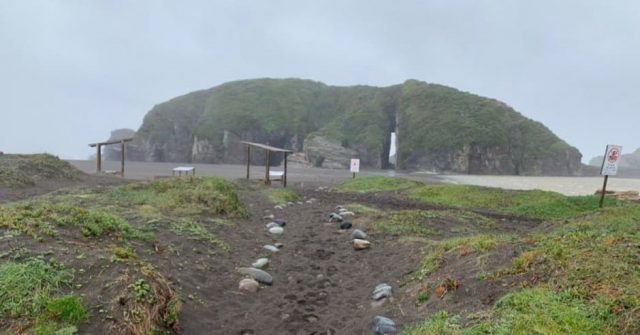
265;150;271;185
239;141;293;153
120;140;125;177
283;152;288;188
599;175;609;208
246;145;251;179
89;138;133;147
96;144;102;173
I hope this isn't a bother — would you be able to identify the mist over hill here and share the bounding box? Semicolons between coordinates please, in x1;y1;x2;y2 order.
124;78;582;175
589;148;640;169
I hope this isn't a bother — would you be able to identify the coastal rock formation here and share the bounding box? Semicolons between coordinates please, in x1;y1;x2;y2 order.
126;78;582;175
304;135;358;169
103;128;136;161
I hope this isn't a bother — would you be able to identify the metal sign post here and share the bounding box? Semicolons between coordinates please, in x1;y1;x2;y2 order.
599;144;622;208
350;159;360;179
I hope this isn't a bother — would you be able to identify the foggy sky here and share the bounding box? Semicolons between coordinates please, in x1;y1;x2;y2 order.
1;1;638;162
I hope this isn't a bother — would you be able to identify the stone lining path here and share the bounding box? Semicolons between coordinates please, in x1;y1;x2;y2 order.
228;189;416;334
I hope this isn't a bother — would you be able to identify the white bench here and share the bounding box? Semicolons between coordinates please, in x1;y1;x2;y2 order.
172;166;196;176
269;170;284;184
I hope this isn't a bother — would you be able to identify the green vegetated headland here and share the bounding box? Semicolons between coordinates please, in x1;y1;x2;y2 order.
337;176;639;334
129;78;581;175
0;176;246;334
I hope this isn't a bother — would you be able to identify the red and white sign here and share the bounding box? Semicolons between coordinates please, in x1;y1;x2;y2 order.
350;159;360;173
601;145;622;176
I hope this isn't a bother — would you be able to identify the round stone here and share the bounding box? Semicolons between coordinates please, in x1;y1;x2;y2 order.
353;239;371;250
372;284;392;300
238;278;259;292
371;316;397;334
340;221;352;230
237;267;273;285
269;226;284;234
263;245;279;252
274;242;284;249
329;213;343;222
273;219;286;227
252;258;269;268
351;229;368;239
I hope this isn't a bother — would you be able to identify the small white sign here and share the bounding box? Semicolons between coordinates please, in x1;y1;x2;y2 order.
350;159;360;173
601;145;622;176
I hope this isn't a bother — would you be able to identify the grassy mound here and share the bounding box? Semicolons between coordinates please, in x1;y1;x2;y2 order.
398;203;640;334
0;202;145;241
0;154;82;188
263;188;299;204
403;288;604;334
0;177;244;333
106;177;248;218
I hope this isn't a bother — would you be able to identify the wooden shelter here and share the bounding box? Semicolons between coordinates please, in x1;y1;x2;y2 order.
88;138;133;176
241;141;293;187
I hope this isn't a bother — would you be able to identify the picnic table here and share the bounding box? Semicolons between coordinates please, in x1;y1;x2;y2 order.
172;166;196;176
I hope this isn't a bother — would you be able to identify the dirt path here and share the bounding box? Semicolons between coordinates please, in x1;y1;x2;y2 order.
172;186;423;335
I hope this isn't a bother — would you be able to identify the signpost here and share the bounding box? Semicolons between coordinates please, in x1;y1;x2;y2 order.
599;144;622;208
350;158;360;179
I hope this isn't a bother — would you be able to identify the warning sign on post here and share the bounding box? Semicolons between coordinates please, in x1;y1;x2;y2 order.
350;159;360;173
601;145;622;176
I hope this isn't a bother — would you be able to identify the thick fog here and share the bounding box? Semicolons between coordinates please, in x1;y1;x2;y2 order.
1;0;638;161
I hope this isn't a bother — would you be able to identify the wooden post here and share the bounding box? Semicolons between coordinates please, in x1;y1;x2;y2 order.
96;144;102;173
352;172;356;179
283;152;288;188
599;175;609;208
246;145;251;179
265;150;271;185
120;141;125;177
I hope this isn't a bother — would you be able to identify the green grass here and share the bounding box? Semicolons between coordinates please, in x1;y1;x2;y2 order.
107;177;247;217
370;210;495;239
409;184;617;220
263;188;299;204
414;234;514;280
0;259;86;333
334;176;421;193
403;288;605;335
404;202;640;334
46;296;88;324
170;220;230;251
504;204;640;333
402;311;463;335
0;202;146;241
336;178;614;221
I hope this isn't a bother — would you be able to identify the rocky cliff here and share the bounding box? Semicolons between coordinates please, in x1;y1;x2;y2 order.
127;78;582;175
